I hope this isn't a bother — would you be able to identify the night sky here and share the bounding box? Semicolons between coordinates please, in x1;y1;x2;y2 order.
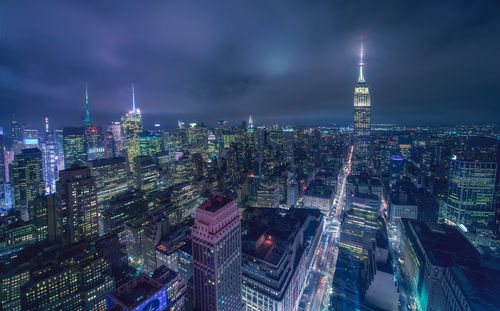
0;0;499;129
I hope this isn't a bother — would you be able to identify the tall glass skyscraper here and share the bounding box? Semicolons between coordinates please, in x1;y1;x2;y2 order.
353;39;371;171
445;159;497;233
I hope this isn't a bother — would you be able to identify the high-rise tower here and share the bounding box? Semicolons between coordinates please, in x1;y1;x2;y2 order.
11;148;45;220
121;83;143;172
63;127;87;168
192;196;242;311
84;84;92;127
353;38;371;171
445;159;497;240
247;114;254;132
57;165;99;244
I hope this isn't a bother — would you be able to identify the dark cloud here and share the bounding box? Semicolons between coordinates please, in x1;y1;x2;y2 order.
0;0;499;129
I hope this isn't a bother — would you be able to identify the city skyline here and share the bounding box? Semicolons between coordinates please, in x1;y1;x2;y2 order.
0;2;499;311
1;1;500;128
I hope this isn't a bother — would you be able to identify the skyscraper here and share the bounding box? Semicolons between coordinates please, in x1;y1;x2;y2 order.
247;114;254;133
20;242;115;311
85;126;105;160
41;138;58;194
121;84;143;172
10;113;23;155
0;127;5;208
63;127;87;168
57;165;99;244
445;159;497;240
32;194;58;242
192;196;242;311
84;84;92;127
133;155;158;192
108;121;123;154
353;38;371;171
10;148;45;221
138;131;163;157
87;157;130;208
331;193;379;310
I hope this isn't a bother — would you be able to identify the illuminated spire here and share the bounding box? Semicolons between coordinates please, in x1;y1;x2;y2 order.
249;114;253;126
131;83;136;113
357;38;365;83
84;83;91;126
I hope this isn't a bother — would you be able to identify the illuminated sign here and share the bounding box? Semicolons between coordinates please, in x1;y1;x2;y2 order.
136;288;170;311
390;156;404;161
24;139;38;145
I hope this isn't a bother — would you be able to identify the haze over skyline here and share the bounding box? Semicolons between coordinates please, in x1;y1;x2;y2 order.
0;0;499;128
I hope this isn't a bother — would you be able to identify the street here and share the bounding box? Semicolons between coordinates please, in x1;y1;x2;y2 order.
298;146;353;311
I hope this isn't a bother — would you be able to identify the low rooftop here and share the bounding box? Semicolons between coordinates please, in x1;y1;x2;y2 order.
404;220;479;267
109;274;163;310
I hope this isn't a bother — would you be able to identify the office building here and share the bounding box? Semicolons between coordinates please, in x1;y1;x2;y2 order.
398;219;482;311
108;121;123;154
139;131;163;157
20;241;115;311
86;126;105;161
1;220;37;248
102;191;147;237
121;85;143;172
22;127;39;150
389;180;439;222
63;127;87;168
108;266;186;311
256;178;279;208
440;263;500;311
41;138;58;194
152;265;187;310
302;179;334;213
331;193;379;310
0;267;30;311
192;196;242;311
171;182;202;221
177;241;193;285
353;40;371;171
444;159;497;242
31;194;58;242
55;128;65;171
10;148;45;221
241;208;322;311
0;127;5;208
88;157;130;208
133;155;158;192
173;155;194;185
57;166;99;244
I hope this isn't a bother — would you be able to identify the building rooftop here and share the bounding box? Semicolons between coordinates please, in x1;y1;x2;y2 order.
198;195;233;213
403;220;479;267
109;274;164;310
88;156;126;167
450;265;500;311
304;180;334;198
242;208;321;265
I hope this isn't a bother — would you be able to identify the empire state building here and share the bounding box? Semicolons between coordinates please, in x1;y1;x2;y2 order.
353;39;371;170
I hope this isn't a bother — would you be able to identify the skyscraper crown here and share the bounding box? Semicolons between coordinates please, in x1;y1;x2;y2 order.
357;39;366;83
